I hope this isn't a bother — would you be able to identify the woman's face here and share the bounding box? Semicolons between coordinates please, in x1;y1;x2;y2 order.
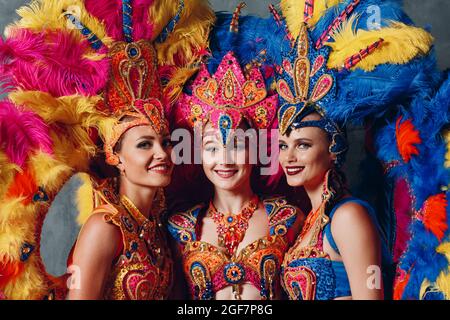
201;122;253;192
116;125;174;188
278;113;335;189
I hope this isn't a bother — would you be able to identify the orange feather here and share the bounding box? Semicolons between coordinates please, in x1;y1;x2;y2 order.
393;270;410;300
396;116;422;163
0;260;24;289
422;193;448;241
5;169;37;205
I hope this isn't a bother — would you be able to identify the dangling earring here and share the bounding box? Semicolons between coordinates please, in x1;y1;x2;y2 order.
321;169;332;202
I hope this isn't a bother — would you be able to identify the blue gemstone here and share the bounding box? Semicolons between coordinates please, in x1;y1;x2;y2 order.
227;216;233;223
129;48;138;57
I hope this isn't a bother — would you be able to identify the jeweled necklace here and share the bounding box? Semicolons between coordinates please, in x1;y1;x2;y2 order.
208;195;259;257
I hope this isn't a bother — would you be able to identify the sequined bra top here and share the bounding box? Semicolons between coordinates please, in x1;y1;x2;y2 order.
81;181;173;300
168;196;298;300
282;197;383;300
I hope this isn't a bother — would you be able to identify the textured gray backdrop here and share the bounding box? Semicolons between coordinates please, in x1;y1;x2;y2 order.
0;0;448;276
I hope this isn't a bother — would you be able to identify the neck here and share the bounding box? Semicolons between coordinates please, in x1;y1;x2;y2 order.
119;179;157;219
304;180;325;213
213;182;255;214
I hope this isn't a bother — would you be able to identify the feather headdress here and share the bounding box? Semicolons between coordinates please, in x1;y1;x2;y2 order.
0;0;214;299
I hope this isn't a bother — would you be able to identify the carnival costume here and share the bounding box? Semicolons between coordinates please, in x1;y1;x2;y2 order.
167;5;299;300
0;0;213;299
265;0;449;300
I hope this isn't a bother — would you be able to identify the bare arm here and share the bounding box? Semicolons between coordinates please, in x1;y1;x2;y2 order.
66;213;121;300
331;202;383;300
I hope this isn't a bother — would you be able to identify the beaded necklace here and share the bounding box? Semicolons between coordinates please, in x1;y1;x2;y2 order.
208;195;259;257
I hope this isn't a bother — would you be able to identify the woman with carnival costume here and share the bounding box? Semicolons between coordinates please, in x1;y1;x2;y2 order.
264;0;446;300
275;25;390;300
167;5;304;300
0;0;213;300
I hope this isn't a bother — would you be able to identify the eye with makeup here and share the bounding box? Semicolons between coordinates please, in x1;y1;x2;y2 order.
203;141;219;154
136;139;153;149
297;141;312;150
162;137;173;149
279;141;288;151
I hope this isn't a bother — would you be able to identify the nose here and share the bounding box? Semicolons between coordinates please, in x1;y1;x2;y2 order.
153;143;169;161
219;146;235;165
280;145;297;164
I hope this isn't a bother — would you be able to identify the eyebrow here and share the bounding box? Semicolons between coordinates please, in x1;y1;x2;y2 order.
203;130;219;139
294;138;313;144
136;135;156;141
279;137;313;144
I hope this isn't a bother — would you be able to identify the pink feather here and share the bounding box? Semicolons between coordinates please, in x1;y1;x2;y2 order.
85;0;124;41
132;0;155;40
393;178;413;263
0;101;53;167
0;28;109;97
85;0;155;41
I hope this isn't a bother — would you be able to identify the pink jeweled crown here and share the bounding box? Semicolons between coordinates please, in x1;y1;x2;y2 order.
175;51;278;146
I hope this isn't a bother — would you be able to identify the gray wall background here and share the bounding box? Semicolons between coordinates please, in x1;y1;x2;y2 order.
0;0;448;276
1;0;448;69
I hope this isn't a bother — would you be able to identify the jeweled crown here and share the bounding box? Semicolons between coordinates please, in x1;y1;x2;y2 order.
276;24;336;135
176;51;278;145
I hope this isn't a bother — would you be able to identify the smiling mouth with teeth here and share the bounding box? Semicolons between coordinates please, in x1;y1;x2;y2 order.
147;164;170;175
214;169;238;179
285;166;305;176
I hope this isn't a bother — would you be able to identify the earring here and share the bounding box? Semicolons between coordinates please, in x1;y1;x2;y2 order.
321;170;331;201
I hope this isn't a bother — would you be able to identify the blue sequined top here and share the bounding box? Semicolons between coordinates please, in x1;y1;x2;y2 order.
281;197;383;300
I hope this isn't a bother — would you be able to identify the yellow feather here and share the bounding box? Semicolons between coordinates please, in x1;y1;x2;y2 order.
9;0;111;47
50;132;92;172
327;18;433;71
29;153;73;194
0;201;37;259
444;129;450;169
435;270;450;300
153;0;215;66
280;0;343;38
0;152;20;199
3;254;48;300
437;242;450;261
75;173;94;226
164;66;199;105
8;90;108;170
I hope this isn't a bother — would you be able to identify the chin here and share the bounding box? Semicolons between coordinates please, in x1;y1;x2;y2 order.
144;174;172;188
207;172;247;191
285;175;306;187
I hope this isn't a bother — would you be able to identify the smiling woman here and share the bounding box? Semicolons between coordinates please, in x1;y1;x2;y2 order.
167;6;304;301
0;0;214;300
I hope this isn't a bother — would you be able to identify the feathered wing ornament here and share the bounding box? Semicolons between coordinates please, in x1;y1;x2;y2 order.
0;0;213;300
266;0;447;299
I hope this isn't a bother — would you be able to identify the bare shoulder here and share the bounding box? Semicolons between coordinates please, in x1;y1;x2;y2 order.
331;201;375;229
74;212;122;258
330;201;380;246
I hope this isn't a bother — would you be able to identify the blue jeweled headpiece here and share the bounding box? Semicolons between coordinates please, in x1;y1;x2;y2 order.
275;24;347;167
